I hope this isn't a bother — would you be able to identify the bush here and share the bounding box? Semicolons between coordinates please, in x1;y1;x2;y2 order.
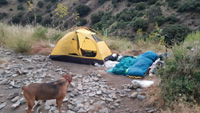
46;4;51;9
116;8;136;22
77;19;87;26
11;15;21;24
147;0;158;5
42;18;52;26
0;12;7;20
11;38;32;53
33;27;47;40
131;18;148;31
148;6;162;21
49;32;62;41
36;15;42;23
128;0;147;3
166;0;180;8
162;24;191;46
76;5;91;17
178;0;200;13
98;0;109;4
0;0;8;5
17;4;24;10
91;11;104;24
37;1;44;8
51;0;58;2
153;16;166;26
9;8;13;11
166;15;179;24
18;0;24;2
135;2;146;10
158;31;200;107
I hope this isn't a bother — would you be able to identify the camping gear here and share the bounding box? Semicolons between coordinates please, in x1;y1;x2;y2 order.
49;27;112;64
132;80;154;88
126;51;158;76
107;56;137;75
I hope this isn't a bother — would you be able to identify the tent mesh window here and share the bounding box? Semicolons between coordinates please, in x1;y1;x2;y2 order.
91;34;102;42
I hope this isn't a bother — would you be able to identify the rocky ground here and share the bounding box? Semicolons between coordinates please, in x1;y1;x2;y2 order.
0;47;158;113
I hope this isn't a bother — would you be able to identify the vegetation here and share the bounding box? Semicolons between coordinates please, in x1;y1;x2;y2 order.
0;0;8;5
76;5;90;17
158;31;200;108
162;24;191;46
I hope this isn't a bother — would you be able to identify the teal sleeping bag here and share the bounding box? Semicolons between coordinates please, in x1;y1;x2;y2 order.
126;51;158;76
111;56;137;75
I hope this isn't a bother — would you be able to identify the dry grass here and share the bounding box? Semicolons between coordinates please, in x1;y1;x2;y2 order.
105;37;168;55
0;23;59;54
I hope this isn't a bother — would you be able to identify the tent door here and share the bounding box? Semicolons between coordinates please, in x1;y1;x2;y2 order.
80;39;97;57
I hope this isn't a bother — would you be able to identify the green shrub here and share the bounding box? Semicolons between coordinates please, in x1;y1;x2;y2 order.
0;12;7;20
98;0;109;4
131;18;148;31
33;27;47;40
153;16;166;26
112;0;121;4
166;0;180;8
128;0;147;3
9;8;13;11
17;0;24;2
76;5;91;17
162;24;191;46
116;8;136;22
42;18;52;26
91;11;104;24
11;38;32;53
0;0;8;5
158;31;200;107
49;32;62;41
17;4;24;10
148;6;162;21
36;15;42;23
46;4;51;9
166;15;179;24
51;0;58;2
77;19;87;26
135;2;146;10
37;1;44;8
178;0;200;13
147;0;158;5
11;15;21;24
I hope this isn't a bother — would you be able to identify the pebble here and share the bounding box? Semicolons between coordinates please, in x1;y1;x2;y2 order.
137;94;146;100
0;102;6;110
7;93;19;100
11;101;20;109
11;96;20;103
131;92;138;99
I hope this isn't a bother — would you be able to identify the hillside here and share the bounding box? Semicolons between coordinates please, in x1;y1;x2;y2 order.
0;0;200;38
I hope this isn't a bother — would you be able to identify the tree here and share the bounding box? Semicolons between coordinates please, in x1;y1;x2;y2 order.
27;0;39;25
54;3;69;28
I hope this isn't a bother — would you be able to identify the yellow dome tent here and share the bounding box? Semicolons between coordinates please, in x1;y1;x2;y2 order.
49;27;112;64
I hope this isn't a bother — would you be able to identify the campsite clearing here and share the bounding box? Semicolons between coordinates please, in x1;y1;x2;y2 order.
0;47;158;113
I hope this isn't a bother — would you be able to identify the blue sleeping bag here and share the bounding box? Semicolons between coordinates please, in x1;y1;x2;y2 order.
126;51;158;76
